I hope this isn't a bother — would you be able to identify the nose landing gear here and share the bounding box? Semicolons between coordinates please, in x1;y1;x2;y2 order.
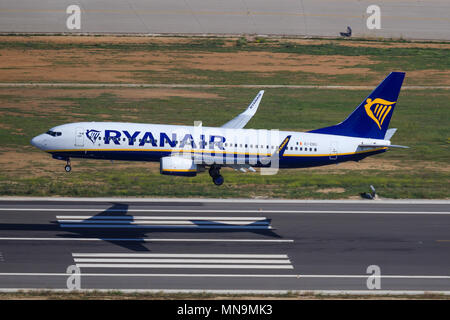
209;165;224;186
64;159;71;172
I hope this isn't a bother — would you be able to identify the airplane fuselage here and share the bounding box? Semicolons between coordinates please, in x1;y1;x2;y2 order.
31;122;388;168
30;72;406;185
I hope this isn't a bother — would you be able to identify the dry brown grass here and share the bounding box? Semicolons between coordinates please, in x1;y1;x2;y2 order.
0;35;448;84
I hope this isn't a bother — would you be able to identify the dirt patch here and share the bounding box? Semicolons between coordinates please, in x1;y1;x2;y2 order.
0;48;375;83
0;88;219;100
0;35;448;84
0;35;194;46
183;52;375;74
317;187;346;193
405;70;450;85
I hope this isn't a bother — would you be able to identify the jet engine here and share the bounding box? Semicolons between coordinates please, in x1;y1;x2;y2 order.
160;156;197;177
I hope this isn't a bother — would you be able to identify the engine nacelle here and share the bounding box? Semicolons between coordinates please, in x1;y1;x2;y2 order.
160;156;197;177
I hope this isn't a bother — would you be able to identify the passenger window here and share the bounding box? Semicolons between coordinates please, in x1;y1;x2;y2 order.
314;148;317;152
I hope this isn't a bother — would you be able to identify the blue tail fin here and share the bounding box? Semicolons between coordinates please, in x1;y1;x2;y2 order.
309;72;405;139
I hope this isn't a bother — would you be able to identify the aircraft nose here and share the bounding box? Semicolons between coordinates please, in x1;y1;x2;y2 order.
30;134;46;149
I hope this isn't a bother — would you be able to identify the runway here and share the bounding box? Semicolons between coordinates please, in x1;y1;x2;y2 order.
0;198;449;294
0;0;449;40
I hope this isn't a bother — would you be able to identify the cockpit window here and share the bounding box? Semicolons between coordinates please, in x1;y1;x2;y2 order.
46;130;62;137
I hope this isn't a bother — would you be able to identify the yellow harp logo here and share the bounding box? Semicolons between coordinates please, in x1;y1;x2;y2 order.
364;98;396;129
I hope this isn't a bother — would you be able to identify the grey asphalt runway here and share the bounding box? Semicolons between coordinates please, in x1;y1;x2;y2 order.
0;0;449;40
0;198;449;293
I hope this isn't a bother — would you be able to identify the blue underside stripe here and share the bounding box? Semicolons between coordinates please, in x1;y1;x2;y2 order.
50;149;386;168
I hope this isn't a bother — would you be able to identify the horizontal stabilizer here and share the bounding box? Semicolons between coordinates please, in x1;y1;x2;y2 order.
384;128;397;140
358;144;409;149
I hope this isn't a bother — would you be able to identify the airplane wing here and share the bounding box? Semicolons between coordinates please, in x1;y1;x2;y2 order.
190;135;291;172
221;90;264;129
227;164;257;173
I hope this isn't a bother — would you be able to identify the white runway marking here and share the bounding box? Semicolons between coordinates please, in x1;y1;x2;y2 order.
57;216;267;220
73;259;291;264
72;253;289;258
0;208;448;215
57;215;273;229
72;253;293;270
0;237;293;243
59;224;272;229
74;264;293;269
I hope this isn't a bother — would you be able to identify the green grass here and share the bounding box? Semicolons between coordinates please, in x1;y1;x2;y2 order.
0;86;448;199
1;87;447;162
0;165;448;199
0;36;448;198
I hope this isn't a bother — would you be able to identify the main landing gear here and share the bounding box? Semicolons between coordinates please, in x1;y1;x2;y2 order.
64;159;71;173
209;165;224;186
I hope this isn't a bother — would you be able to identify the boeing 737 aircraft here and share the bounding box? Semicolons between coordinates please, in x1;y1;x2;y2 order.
31;72;408;185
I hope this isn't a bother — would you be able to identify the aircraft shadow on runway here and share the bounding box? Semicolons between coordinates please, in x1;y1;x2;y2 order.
0;203;282;251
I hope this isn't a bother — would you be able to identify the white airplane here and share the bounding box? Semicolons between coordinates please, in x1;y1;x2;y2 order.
31;72;408;185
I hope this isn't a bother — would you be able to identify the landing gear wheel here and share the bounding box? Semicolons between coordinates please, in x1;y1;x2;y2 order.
209;165;224;186
209;166;220;178
65;159;71;172
212;175;224;186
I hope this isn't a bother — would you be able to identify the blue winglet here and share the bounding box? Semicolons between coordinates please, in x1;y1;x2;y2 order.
277;135;291;157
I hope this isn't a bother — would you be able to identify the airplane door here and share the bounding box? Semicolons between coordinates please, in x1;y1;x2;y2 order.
329;141;338;160
75;128;84;147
